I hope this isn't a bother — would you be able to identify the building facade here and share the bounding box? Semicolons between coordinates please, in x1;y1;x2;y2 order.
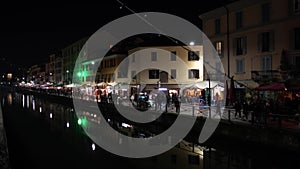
199;0;300;87
76;45;205;97
124;46;204;93
62;37;88;84
27;64;46;84
78;54;126;85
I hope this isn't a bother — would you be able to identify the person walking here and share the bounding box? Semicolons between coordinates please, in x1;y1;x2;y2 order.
242;100;249;121
174;96;181;114
234;100;242;119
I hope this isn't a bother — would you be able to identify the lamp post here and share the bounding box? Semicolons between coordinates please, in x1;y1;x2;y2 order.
66;70;69;84
224;5;230;78
49;72;53;83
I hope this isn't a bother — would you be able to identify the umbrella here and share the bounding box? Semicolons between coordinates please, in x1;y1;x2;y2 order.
97;82;107;89
180;81;219;92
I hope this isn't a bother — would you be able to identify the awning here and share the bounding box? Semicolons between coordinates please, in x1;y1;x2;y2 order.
255;82;286;91
142;84;180;91
181;81;220;90
236;80;259;89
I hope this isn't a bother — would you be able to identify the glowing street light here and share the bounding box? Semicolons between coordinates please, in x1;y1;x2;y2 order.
92;143;96;151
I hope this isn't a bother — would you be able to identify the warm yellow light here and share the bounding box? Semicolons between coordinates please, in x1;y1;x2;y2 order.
7;73;12;80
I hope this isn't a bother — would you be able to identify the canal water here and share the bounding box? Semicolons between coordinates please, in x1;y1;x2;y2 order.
1;90;299;169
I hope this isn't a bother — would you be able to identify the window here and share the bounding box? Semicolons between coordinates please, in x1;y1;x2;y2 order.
295;28;300;50
101;75;106;82
131;70;136;80
291;0;300;13
170;51;176;61
215;18;221;34
149;69;159;79
109;59;115;67
295;56;300;67
104;60;107;68
160;71;168;83
188;51;200;61
236;11;243;29
262;56;272;74
236;59;245;73
188;69;200;79
262;3;270;23
258;31;274;52
117;58;128;78
118;71;127;78
171;69;176;79
214;41;224;57
233;37;247;55
151;52;157;61
188;155;200;165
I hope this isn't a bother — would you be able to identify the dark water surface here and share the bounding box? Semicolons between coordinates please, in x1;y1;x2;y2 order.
1;90;299;169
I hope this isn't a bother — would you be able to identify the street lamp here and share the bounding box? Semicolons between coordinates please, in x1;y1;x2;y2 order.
224;5;230;77
66;70;70;84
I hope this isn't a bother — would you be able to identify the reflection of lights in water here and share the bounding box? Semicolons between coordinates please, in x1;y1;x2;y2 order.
39;107;42;113
2;98;5;106
22;95;25;107
92;143;96;151
32;100;35;111
27;96;30;108
77;118;82;125
7;93;12;105
66;122;70;128
50;113;53;119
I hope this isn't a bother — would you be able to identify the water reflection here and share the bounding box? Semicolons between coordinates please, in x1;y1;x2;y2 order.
5;92;205;169
1;91;299;169
92;143;96;151
22;95;25;108
26;95;30;108
32;99;35;111
7;93;12;105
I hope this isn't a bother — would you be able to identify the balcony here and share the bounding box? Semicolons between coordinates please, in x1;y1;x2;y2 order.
251;70;282;83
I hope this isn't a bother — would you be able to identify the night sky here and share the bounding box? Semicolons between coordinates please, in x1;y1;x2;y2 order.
0;0;232;75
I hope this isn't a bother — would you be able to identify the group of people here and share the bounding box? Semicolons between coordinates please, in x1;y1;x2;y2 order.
129;92;182;113
233;98;284;125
